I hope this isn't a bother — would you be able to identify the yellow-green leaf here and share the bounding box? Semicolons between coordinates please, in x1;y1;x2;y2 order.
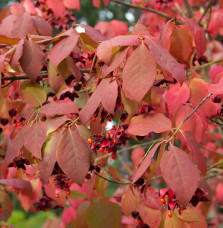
20;81;47;107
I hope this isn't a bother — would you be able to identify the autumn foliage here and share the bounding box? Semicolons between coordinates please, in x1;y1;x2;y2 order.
0;0;223;227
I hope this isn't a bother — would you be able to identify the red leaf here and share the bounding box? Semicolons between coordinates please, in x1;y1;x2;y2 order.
122;43;156;102
138;204;162;228
101;80;118;114
147;37;185;84
66;57;82;82
0;190;13;222
64;0;80;10
131;142;162;183
40;101;79;117
183;18;207;57
79;79;110;124
32;16;52;36
46;115;68;134
47;0;66;19
56;127;91;186
110;20;128;36
181;131;207;176
5;126;27;165
102;47;129;77
165;83;190;117
10;38;24;71
127;113;172;136
0;179;32;192
10;13;33;38
48;29;79;69
209;77;223;94
78;24;106;42
160;144;200;207
19;39;46;81
38;129;63;183
24;121;47;159
190;78;217;116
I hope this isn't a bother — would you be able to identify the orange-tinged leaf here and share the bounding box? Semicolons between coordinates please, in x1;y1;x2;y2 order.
131;142;162;183
169;26;195;63
160;144;200;207
127;113;172;136
122;43;156;102
24;121;47;159
138;204;162;228
97;41;112;64
165;83;190;117
38;129;63;183
107;167;122;181
20;81;47;107
0;190;13;222
0;35;20;45
147;37;185;84
56;127;90;186
19;39;46;81
64;0;80;10
40;101;79;117
48;29;79;69
47;0;66;18
121;187;139;216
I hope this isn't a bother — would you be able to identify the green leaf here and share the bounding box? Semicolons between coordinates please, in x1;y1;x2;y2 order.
20;81;47;107
68;190;86;200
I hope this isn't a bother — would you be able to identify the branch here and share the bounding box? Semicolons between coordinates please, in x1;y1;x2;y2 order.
110;0;183;24
198;0;212;24
194;58;223;71
182;0;193;18
207;117;223;126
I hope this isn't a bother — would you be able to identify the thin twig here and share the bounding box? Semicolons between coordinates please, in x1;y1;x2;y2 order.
110;0;183;24
207;117;223;126
95;138;163;162
182;0;193;18
198;0;212;24
200;145;223;157
93;172;131;185
182;94;212;124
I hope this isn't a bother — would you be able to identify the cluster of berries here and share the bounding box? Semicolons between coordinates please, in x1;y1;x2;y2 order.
88;125;131;160
210;94;223;116
8;157;30;170
53;174;71;197
159;188;209;218
85;164;101;180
